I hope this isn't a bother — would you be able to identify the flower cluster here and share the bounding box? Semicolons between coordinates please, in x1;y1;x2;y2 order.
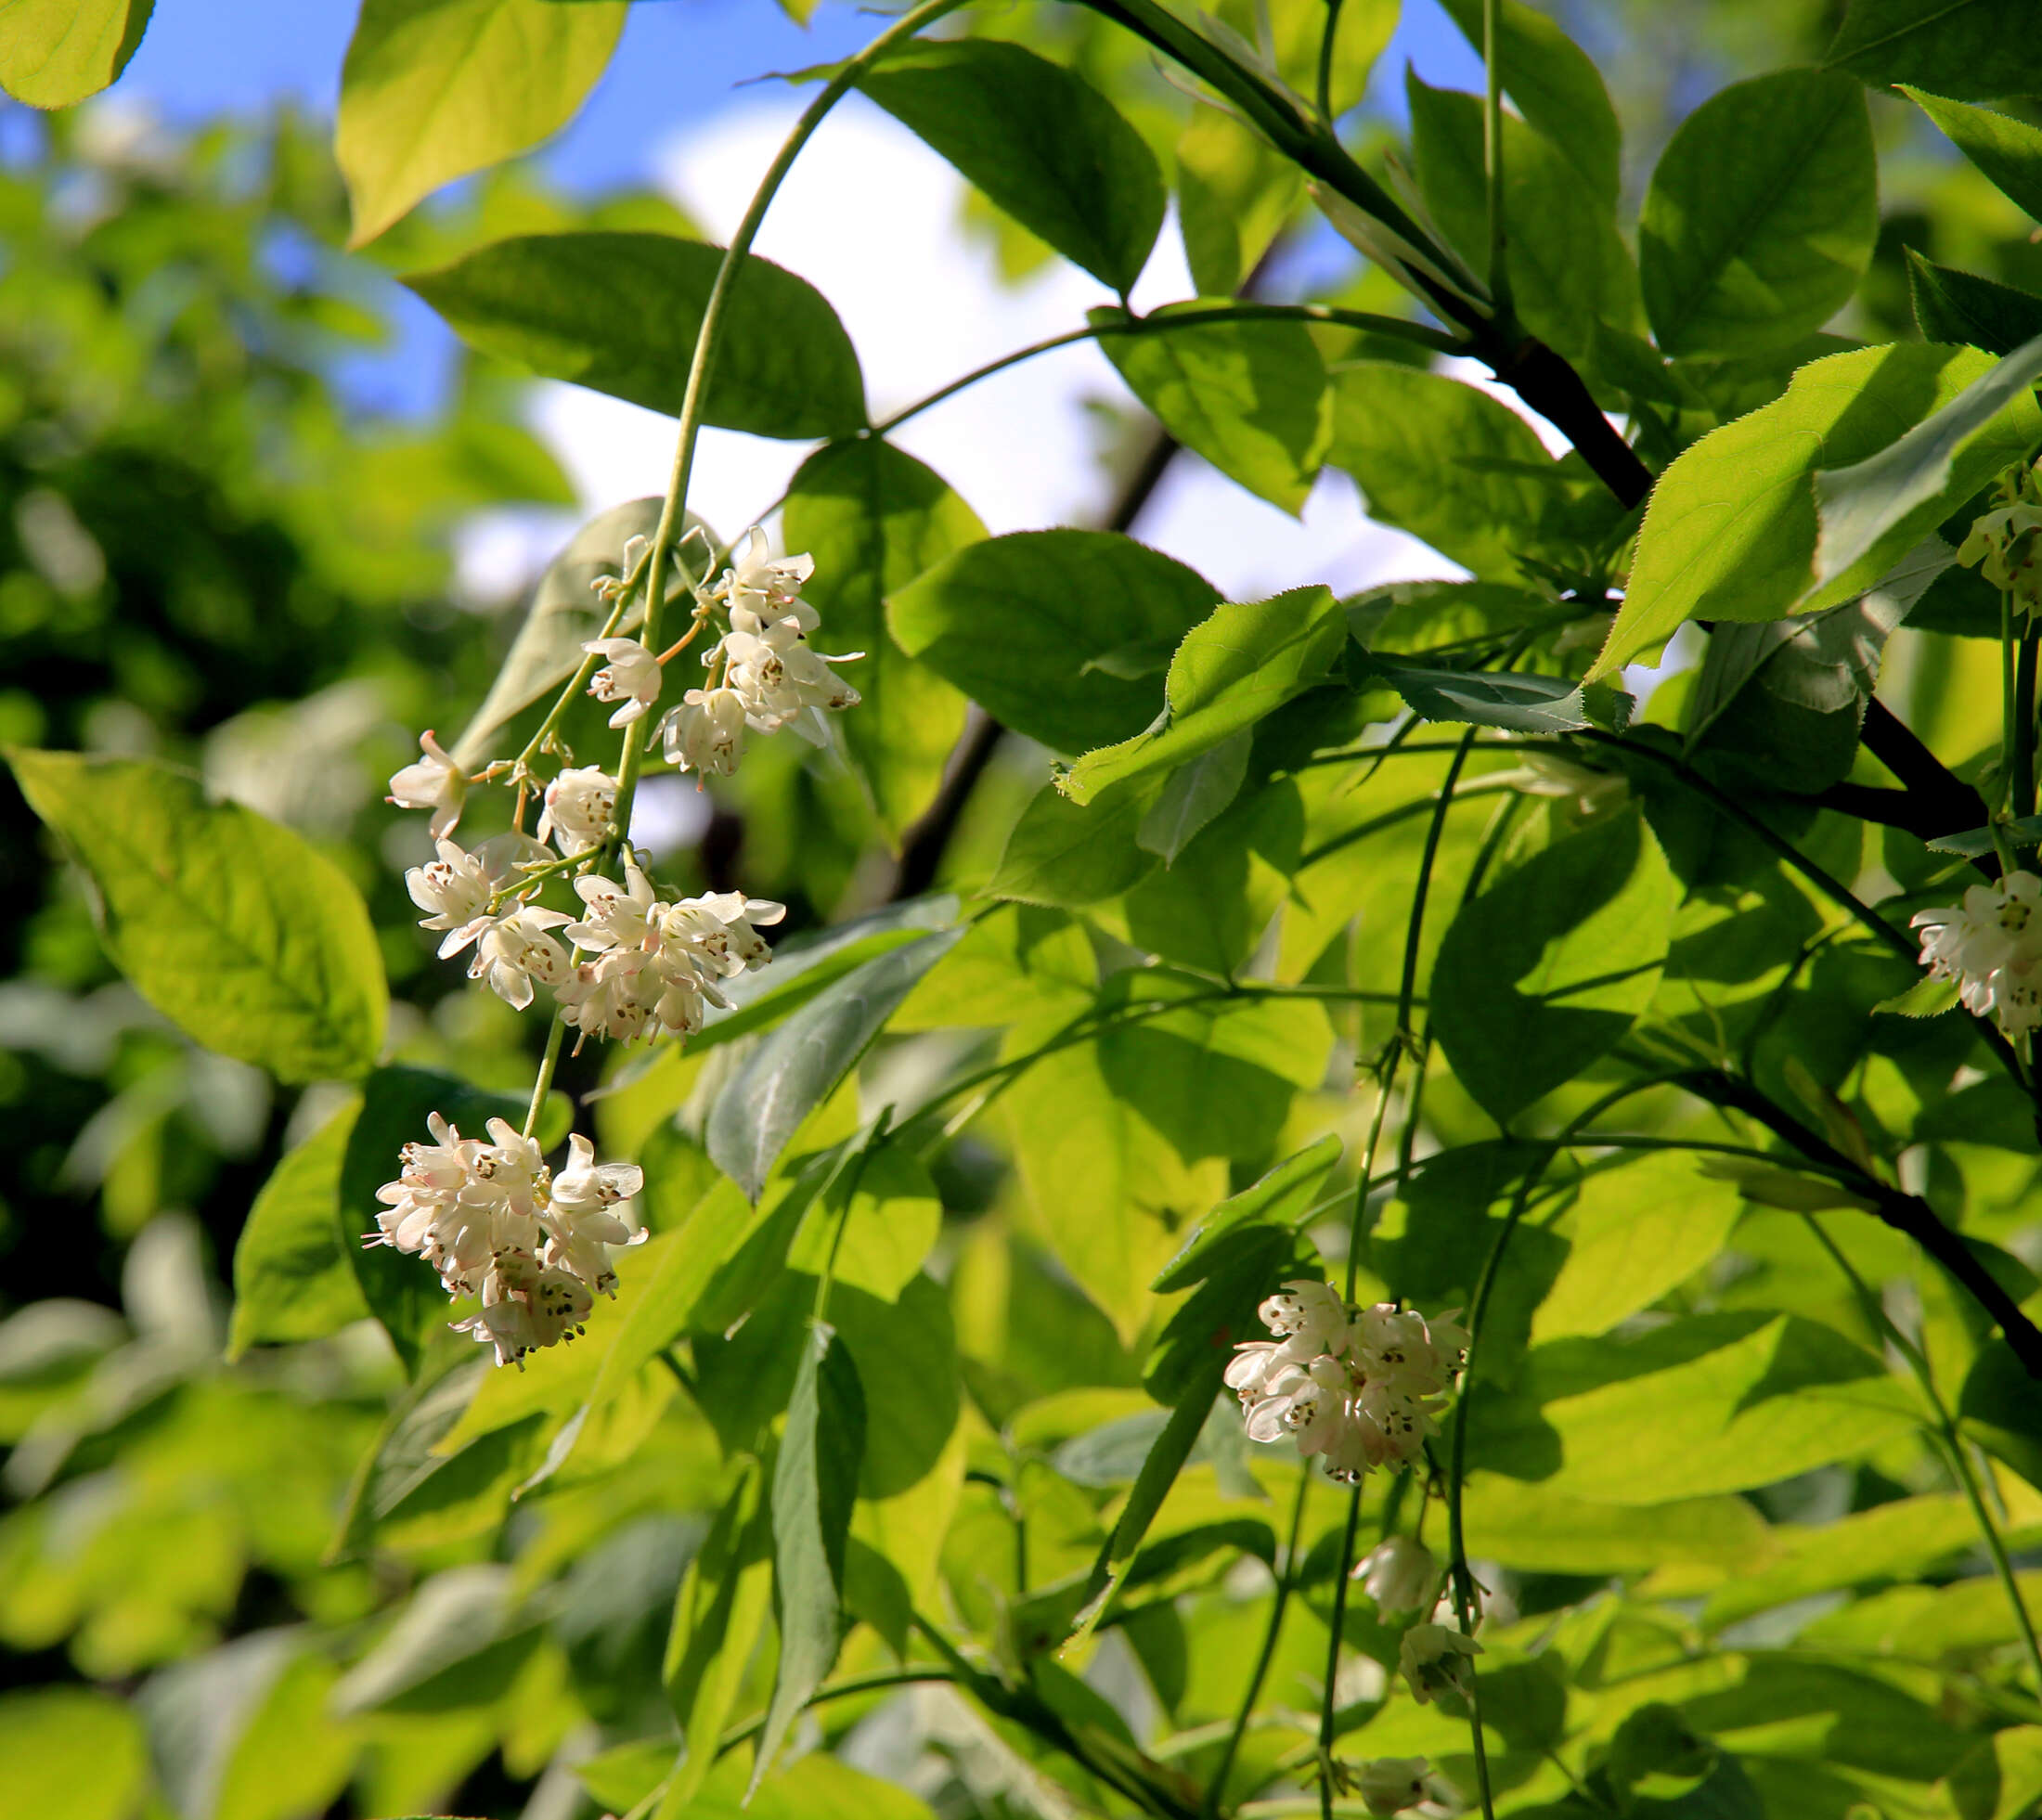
1912;869;2042;1040
657;529;861;778
1225;1283;1468;1481
1958;496;2042;615
555;860;783;1047
369;1119;644;1367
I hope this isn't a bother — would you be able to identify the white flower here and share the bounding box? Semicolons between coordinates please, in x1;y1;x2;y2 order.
1225;1331;1319;1404
1318;1411;1393;1485
467;905;574;1011
1958;501;2042;611
585;637;664;728
387;729;467;839
1243;1355;1351;1453
1399;1624;1481;1705
537;766;619;857
1258;1280;1351;1352
1360;1377;1445;1463
1913;871;2042;1036
722;621;861;740
565;860;662;953
406;837;496;956
1353;1537;1437;1617
716;526;816;631
1358;1757;1435;1817
591;534;651;605
544;1134;644;1294
556;947;654;1045
659;891;784;978
660;686;749;778
451;1254;592;1367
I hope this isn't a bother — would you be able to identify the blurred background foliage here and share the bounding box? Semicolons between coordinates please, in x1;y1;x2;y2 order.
6;2;2042;1818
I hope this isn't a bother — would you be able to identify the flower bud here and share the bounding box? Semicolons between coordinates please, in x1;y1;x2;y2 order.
1358;1757;1433;1816
1399;1623;1481;1706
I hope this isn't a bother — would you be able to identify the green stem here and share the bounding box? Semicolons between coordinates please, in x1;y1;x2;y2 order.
606;0;972;858
872;302;1462;439
1799;1214;2042;1697
1317;1484;1365;1820
1205;1466;1312;1818
521;1013;567;1142
1480;0;1508;311
1315;0;1346;123
2015;626;2038;831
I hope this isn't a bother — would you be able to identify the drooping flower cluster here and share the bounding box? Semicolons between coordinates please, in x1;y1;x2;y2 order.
369;1118;644;1368
1912;869;2042;1040
1225;1283;1468;1482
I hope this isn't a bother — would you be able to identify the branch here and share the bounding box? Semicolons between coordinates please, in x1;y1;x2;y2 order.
1674;1067;2042;1379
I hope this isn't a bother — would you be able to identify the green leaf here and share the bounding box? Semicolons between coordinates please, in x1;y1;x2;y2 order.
856;38;1163;294
888;530;1222;755
705;928;963;1200
341;1065;545;1376
1811;331;2042;602
785;1145;942;1303
1064;587;1343;805
1639;70;1876;359
1361;654;1589;733
1906;252;2042;355
337;0;627;247
989;779;1161;909
1067;1372;1221;1641
663;1461;774;1810
1532;1152;1743;1341
0;1687;149;1820
330;1563;537;1712
1906;86;2042;221
1826;0;2042;100
1932;1724;2042;1820
6;750;386;1081
1460;1474;1772;1574
1094;306;1329;512
450;497;707;771
1591;343;2003;678
1431;807;1674;1124
1959;1336;2042;1490
1175;107;1303;300
782;439;986;842
406;232;866;440
1152;1133;1342;1293
752;1323;865;1793
1434;0;1622;208
1476;1312;1919;1500
1407;74;1640;364
227;1095;370;1360
1876;972;1962;1016
1325;364;1585;583
1137;734;1253;865
213;1651;357;1820
0;0;153;109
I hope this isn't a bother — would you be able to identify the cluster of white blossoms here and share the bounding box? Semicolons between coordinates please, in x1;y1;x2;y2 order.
1912;869;2042;1040
369;1119;644;1367
1226;1282;1468;1481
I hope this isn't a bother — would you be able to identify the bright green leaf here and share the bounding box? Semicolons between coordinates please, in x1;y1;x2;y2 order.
704;928;962;1200
337;0;627;246
1094;306;1329;513
1137;733;1254;866
1932;1724;2042;1820
1325;364;1584;583
1362;654;1590;733
1906;86;2042;221
6;750;386;1082
1176;107;1303;300
1532;1152;1744;1341
782;438;986;842
856;38;1163;294
1591;343;2001;678
1153;1133;1343;1293
1639;69;1876;359
1064;588;1341;807
989;779;1162;909
406;232;866;440
888;530;1221;755
0;0;153;109
228;1095;370;1360
1431;807;1674;1124
0;1686;149;1820
1811;331;2042;602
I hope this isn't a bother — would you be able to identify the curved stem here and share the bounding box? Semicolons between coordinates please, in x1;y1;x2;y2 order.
872;302;1463;439
1799;1214;2042;1697
606;0;973;858
1480;0;1508;311
1205;1466;1312;1818
1315;0;1346;124
521;1013;567;1142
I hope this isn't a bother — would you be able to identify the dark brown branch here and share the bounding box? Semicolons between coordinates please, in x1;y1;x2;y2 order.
1674;1068;2042;1380
1813;781;1997;871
